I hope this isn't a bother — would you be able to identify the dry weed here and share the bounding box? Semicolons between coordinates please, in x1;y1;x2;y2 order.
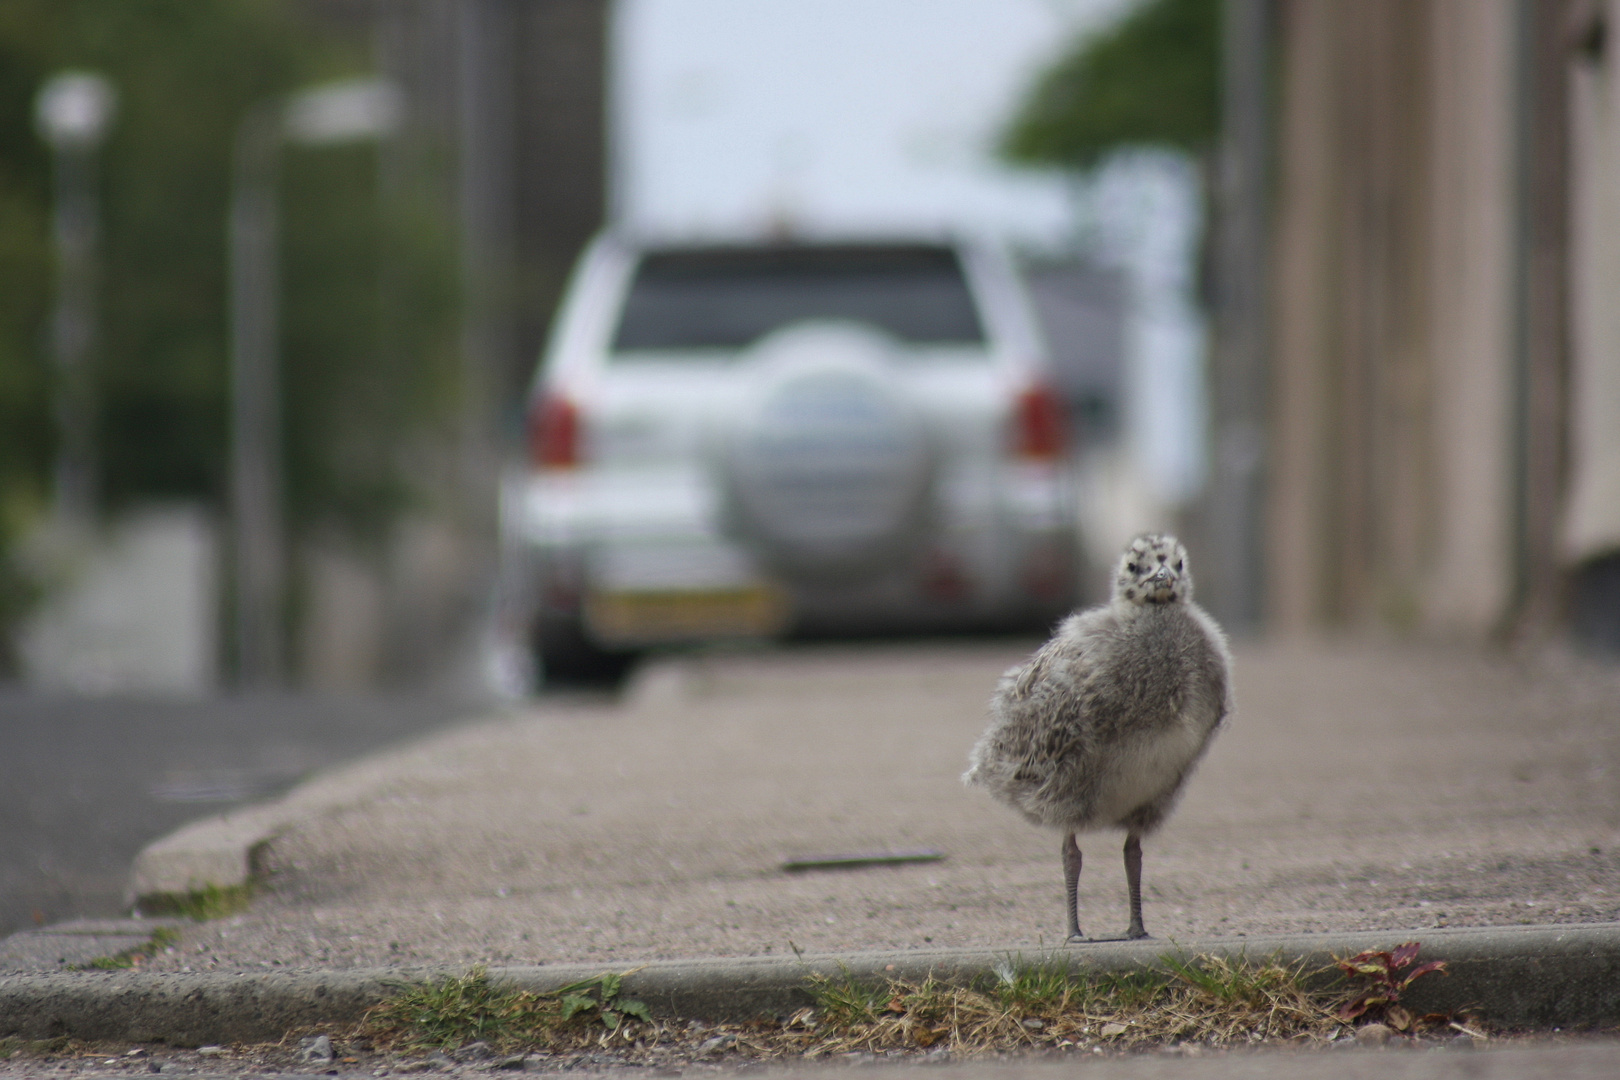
360;953;1352;1061
784;954;1343;1057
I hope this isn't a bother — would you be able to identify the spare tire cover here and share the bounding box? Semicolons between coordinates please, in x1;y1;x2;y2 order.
723;321;933;581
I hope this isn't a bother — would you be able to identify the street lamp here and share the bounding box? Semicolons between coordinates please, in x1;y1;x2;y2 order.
230;77;403;688
35;71;117;533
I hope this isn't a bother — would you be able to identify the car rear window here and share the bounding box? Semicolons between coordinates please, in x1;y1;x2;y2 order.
612;244;986;352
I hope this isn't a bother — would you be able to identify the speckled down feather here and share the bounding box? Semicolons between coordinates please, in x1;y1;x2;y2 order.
965;535;1232;836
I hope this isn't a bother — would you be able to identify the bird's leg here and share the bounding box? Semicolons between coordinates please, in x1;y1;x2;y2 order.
1063;832;1084;942
1123;831;1149;939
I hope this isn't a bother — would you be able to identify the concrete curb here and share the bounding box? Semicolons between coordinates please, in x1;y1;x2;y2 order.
126;756;426;906
1;923;1615;1046
126;804;287;906
124;716;496;905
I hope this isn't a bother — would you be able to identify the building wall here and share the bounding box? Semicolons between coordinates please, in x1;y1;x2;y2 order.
1267;0;1520;635
1267;0;1337;631
1422;0;1518;631
1566;0;1620;565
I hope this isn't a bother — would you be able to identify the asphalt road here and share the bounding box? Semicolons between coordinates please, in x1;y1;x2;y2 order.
0;689;481;936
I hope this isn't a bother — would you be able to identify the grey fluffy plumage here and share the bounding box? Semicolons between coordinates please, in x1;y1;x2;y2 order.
964;533;1232;941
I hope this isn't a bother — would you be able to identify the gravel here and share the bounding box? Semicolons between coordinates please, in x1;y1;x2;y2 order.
0;1032;1617;1079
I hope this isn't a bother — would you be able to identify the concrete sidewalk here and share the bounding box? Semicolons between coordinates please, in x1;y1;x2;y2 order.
101;637;1619;975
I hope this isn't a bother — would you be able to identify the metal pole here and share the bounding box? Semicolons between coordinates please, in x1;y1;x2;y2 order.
227;80;405;689
47;141;100;531
456;0;515;511
229;104;285;687
1205;0;1271;633
36;73;116;533
1506;0;1572;640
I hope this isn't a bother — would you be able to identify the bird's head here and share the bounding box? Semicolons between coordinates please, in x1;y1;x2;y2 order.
1113;533;1192;606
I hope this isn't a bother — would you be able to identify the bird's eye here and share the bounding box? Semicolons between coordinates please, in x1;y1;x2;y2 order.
1126;563;1138;573
1175;560;1183;571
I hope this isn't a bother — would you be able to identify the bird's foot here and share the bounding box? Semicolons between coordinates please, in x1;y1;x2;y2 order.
1065;933;1088;944
1125;926;1150;941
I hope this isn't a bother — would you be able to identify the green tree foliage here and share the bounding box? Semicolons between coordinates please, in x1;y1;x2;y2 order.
0;0;458;652
0;4;61;642
278;137;459;545
1002;0;1220;169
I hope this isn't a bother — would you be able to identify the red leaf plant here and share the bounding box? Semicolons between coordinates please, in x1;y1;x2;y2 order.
1334;941;1448;1032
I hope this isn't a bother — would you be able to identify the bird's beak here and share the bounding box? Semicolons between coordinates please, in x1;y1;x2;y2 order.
1149;565;1173;584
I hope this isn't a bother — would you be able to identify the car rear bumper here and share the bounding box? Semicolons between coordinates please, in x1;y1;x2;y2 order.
499;462;1079;647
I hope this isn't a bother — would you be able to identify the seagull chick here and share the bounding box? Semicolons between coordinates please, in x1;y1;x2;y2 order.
964;533;1232;941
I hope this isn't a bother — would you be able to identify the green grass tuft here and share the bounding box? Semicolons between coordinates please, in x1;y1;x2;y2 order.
137;882;254;921
806;965;893;1028
990;959;1076;1012
75;927;181;971
362;967;652;1053
369;967;535;1051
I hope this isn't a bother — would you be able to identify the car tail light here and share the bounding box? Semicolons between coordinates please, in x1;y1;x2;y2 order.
1013;383;1067;461
528;392;582;468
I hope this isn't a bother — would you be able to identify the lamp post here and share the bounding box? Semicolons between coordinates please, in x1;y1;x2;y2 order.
229;78;402;688
35;72;116;534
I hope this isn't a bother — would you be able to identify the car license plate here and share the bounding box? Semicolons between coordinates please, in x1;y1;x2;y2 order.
585;586;789;646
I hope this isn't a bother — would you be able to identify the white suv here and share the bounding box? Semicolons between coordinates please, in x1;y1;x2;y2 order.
497;234;1079;683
